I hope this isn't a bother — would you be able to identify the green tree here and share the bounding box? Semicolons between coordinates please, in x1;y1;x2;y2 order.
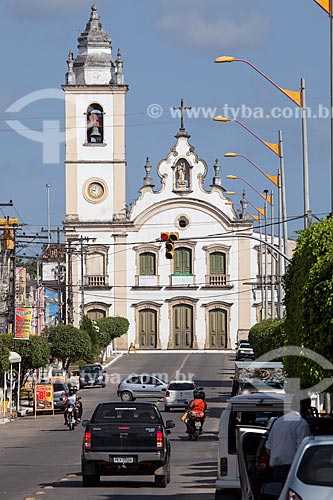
248;318;286;358
16;258;41;280
0;335;12;376
97;316;129;360
283;218;333;387
47;325;91;371
80;315;100;362
15;336;50;385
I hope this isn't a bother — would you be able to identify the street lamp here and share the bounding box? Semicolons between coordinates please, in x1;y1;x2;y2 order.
226;175;272;205
214;117;289;259
224;152;282;317
312;0;333;216
215;56;310;227
226;191;266;219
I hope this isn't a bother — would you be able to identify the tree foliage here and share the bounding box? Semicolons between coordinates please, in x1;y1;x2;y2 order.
97;316;129;359
283;218;333;386
79;315;100;362
0;335;12;375
15;336;50;384
47;325;91;371
248;318;286;358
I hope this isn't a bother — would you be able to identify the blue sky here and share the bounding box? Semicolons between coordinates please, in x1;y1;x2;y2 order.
0;0;330;252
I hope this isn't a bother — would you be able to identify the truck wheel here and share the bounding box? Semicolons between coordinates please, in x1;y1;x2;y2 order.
121;391;133;401
82;474;100;487
155;474;167;488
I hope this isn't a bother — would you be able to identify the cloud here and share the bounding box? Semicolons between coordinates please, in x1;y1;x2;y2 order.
7;0;92;20
156;3;270;51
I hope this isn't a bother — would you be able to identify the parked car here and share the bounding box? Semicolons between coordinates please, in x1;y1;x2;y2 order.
215;393;290;497
164;380;200;412
52;381;69;411
81;401;175;487
236;341;255;361
79;364;106;389
117;374;168;401
236;419;333;499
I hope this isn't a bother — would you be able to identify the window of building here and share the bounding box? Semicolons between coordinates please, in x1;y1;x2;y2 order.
86;251;107;286
139;252;156;276
87;103;104;143
174;248;192;274
87;309;106;321
210;252;226;275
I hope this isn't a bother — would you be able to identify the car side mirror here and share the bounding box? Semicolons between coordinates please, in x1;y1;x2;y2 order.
261;482;283;499
82;420;89;427
161;388;166;391
103;370;106;373
165;420;175;429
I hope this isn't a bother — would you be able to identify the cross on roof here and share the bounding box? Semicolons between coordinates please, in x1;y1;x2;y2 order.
173;98;192;131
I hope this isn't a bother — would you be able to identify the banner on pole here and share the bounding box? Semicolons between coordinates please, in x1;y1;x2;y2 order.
15;307;32;339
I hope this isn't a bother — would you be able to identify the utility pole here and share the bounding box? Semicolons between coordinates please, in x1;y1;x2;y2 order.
67;240;73;325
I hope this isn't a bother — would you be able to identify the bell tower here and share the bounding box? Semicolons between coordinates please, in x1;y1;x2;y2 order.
63;4;128;225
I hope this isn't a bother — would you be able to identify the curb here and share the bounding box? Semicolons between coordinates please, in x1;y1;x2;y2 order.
102;352;124;368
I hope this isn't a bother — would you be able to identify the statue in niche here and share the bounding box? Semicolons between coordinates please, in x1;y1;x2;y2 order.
176;161;188;188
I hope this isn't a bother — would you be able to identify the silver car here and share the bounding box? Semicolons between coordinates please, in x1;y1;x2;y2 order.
117;374;168;401
164;380;199;412
237;424;333;499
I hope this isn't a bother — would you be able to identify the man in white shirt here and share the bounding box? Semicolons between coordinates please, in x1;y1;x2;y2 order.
265;398;311;483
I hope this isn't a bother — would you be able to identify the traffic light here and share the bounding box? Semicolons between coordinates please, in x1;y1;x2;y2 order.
165;232;179;259
0;218;18;251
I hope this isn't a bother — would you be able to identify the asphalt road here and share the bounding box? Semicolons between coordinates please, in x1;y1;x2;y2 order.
0;352;236;500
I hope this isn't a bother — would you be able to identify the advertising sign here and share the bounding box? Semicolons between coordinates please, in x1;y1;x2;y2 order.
15;307;32;339
34;383;54;417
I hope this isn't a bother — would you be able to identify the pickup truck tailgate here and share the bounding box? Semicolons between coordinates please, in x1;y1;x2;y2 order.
89;424;162;452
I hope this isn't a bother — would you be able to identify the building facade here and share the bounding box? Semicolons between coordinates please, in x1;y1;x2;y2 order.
63;6;278;350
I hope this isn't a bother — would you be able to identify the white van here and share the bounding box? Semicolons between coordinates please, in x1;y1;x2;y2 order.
215;393;289;497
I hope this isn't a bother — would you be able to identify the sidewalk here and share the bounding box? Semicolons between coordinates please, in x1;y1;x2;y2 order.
0;353;124;426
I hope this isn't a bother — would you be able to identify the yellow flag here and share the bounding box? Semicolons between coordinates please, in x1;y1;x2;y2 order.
313;0;330;14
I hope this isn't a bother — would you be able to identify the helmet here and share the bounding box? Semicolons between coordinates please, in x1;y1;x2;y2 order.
193;389;205;400
68;386;75;394
198;390;205;400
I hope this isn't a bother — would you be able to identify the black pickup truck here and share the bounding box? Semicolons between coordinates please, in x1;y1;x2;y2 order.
81;401;175;487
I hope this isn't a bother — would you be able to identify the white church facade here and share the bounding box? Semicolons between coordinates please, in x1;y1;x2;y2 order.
63;6;279;350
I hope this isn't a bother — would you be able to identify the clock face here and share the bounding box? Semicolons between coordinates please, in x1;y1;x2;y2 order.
88;182;104;200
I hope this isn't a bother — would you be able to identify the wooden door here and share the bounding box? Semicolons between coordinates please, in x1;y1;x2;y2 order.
173;304;193;348
208;309;227;348
138;309;157;348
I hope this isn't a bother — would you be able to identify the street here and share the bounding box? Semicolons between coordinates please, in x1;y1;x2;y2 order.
0;352;235;500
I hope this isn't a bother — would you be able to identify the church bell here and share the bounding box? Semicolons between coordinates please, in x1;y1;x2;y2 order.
90;126;101;139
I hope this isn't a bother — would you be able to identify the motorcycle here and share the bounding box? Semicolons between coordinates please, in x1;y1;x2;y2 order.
65;403;76;431
186;411;204;441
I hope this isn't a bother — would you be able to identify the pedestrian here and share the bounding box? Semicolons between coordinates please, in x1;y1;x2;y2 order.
127;342;136;354
265;397;311;483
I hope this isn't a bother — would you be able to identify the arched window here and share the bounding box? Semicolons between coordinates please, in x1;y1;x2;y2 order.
87;103;104;143
139;252;156;276
174;248;192;274
210;251;226;275
86;251;107;286
87;309;106;321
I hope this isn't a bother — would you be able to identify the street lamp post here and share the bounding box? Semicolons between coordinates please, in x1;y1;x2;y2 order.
312;0;333;215
216;118;289;258
215;56;311;227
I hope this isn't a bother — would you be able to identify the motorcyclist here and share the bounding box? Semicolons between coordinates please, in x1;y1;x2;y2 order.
187;390;207;434
63;385;81;425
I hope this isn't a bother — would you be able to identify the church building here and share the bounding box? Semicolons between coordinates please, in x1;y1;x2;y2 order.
63;6;276;350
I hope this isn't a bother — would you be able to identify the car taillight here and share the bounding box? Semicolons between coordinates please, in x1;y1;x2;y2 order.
257;450;269;471
165;390;170;397
220;457;228;476
286;490;302;500
84;431;91;451
156;430;164;449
